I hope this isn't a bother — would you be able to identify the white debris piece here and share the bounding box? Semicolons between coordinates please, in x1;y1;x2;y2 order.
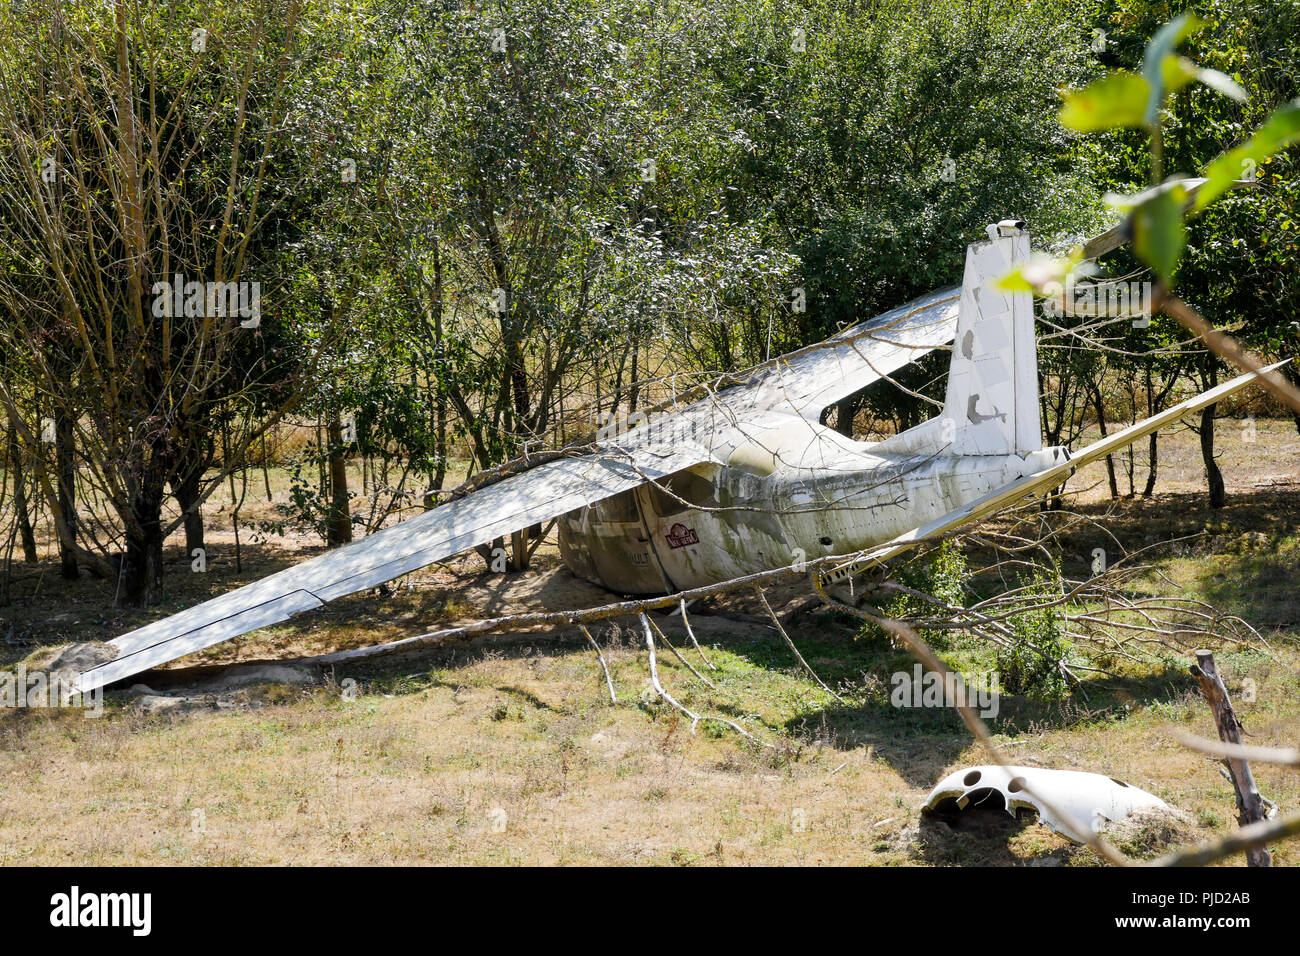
923;765;1170;842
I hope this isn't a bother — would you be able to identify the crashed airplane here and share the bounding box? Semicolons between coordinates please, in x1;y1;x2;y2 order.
70;219;1280;693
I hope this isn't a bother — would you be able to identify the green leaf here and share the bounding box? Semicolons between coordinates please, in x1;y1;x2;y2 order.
1161;56;1200;97
1059;71;1150;132
996;252;1085;293
1132;188;1186;283
996;266;1034;292
1195;99;1300;212
1141;14;1203;126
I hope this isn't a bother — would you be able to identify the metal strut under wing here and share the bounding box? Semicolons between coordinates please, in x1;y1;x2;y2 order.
72;443;716;693
828;361;1287;578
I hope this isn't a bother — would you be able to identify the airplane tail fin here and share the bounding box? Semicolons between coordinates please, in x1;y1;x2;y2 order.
942;221;1041;456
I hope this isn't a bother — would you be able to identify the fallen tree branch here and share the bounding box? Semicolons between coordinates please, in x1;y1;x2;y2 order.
1149;809;1300;868
578;623;617;703
639;613;773;749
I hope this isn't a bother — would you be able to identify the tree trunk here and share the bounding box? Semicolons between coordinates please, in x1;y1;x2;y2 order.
1197;356;1226;509
1091;385;1119;498
1284;363;1300;436
171;454;205;556
628;337;640;414
474;178;530;443
430;241;448;506
1141;364;1158;497
1141;431;1158;498
326;417;353;546
510;527;528;571
1200;402;1226;509
121;489;166;605
55;411;78;579
832;395;858;438
0;395;111;578
8;425;37;563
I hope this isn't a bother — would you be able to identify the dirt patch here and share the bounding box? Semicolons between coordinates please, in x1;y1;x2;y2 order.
19;641;118;675
118;662;320;717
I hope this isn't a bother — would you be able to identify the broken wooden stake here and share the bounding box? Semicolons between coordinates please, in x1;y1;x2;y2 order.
1189;649;1271;867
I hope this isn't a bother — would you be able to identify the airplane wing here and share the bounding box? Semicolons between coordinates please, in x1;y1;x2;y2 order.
72;441;716;692
831;361;1286;576
719;285;960;424
70;284;964;693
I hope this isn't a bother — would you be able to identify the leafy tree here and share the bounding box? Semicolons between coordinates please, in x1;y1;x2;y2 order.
1073;0;1300;502
709;0;1106;431
0;1;356;600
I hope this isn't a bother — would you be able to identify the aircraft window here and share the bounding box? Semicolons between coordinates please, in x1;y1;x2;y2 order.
649;471;717;517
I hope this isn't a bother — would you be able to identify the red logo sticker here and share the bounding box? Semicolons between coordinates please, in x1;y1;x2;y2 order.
665;523;699;549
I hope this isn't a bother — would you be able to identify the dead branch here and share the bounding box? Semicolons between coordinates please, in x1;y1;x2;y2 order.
1158;291;1300;415
754;586;842;701
812;583;1133;865
639;613;773;749
1189;649;1273;867
1173;730;1300;768
1149;809;1300;868
643;613;717;690
578;623;616;703
675;599;716;670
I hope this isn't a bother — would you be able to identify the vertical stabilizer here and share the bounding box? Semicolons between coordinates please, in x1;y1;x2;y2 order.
942;221;1041;456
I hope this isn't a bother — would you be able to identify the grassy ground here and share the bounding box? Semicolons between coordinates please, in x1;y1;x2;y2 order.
0;419;1297;865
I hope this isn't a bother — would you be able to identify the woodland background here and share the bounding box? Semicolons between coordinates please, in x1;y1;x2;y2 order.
0;0;1296;605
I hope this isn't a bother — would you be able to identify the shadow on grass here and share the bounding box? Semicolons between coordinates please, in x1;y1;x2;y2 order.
307;602;1201;791
1003;489;1300;631
911;807;1059;866
778;660;1193;789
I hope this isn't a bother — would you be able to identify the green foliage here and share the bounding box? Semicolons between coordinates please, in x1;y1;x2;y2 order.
1130;182;1189;281
4;0;1300;598
1059;12;1244;134
1032;3;1300;299
1060;70;1152;131
257;452;360;546
1091;0;1300;376
692;0;1109;431
713;0;1104;353
998;563;1073;700
883;540;969;647
1196;100;1300;212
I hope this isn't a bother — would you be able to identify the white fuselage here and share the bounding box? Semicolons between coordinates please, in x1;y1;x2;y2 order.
558;414;1068;594
561;225;1059;594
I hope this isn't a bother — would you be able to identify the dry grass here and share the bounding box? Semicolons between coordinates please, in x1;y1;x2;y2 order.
2;627;1295;865
0;419;1297;865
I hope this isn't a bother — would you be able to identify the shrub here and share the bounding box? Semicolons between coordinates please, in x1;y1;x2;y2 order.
882;539;969;647
998;563;1073;700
